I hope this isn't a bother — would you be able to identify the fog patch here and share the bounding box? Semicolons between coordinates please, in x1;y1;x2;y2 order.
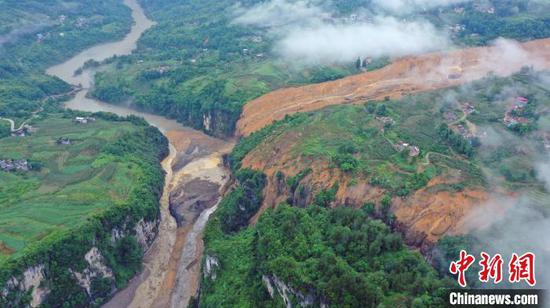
0;22;51;48
232;0;455;65
275;16;448;64
464;197;550;289
535;158;550;192
372;0;472;14
232;0;329;28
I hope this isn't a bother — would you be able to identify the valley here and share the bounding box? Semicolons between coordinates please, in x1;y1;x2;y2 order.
2;0;233;306
0;0;549;307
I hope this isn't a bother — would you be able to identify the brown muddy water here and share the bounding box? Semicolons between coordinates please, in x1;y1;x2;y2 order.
45;0;233;307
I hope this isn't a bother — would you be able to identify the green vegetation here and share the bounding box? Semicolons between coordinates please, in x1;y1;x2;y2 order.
202;204;451;307
429;0;550;46
0;0;132;120
231;70;550;198
438;123;474;157
0;111;168;306
88;0;550;137
216;168;266;234
90;0;363;137
0;120;9;138
200;69;550;308
232;102;478;197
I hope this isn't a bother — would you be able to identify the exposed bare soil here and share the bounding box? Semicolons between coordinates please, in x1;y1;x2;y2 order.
241;124;489;249
237;40;550;248
392;177;488;252
237;38;550;136
0;242;15;255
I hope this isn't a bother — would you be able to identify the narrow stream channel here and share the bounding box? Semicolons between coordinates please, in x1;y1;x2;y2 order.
45;0;232;306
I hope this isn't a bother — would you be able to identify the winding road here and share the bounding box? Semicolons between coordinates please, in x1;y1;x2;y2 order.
0;118;15;131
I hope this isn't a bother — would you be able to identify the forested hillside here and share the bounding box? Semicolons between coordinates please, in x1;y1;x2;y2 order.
0;0;132;121
198;70;550;305
91;0;550;137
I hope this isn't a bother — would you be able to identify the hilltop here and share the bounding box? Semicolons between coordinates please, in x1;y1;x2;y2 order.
199;70;550;305
237;38;550;136
0;111;168;307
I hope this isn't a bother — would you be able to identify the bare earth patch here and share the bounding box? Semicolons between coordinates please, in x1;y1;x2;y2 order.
237;39;550;136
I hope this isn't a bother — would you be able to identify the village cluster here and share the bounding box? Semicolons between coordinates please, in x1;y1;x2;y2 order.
374;116;421;157
1;116;96;173
36;14;87;43
503;96;531;127
0;159;30;172
444;102;482;141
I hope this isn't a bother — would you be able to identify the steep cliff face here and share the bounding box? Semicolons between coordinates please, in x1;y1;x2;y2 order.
1;265;48;307
262;275;327;308
71;247;114;298
135;219;158;250
111;219;159;250
244;153;489;250
240;123;487;250
1;219;160;307
203;255;220;281
201;109;239;138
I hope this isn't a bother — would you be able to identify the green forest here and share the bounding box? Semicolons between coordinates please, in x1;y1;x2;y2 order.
199;70;550;305
0;0;548;306
0;0;132;121
90;0;550;137
202;198;451;307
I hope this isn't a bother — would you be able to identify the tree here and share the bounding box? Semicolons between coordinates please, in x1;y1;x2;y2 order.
380;194;392;221
375;104;388;116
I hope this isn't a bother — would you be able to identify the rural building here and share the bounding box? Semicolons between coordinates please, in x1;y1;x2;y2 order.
409;146;420;157
376;116;395;126
395;141;421;157
515;96;529;104
11;125;35;137
0;159;30;172
74;116;96;124
448;66;463;79
462;103;475;115
56;137;71;145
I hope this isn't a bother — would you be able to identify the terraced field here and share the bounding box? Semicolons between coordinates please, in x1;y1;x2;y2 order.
0;114;145;263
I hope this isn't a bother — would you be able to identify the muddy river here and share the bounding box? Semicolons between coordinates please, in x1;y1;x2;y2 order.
46;0;233;307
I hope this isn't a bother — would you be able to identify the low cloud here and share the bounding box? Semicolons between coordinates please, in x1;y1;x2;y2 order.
536;159;550;192
0;22;51;48
232;0;329;28
373;0;472;14
233;0;453;65
275;16;449;64
480;38;548;73
454;69;550;289
464;197;550;289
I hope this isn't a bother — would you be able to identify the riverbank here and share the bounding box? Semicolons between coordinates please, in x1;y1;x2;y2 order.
103;132;232;308
44;0;235;307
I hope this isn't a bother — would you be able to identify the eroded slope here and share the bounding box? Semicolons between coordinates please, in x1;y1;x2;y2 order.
237;70;550;250
237;39;550;136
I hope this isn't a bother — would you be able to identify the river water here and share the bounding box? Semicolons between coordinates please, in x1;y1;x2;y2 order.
45;0;232;307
